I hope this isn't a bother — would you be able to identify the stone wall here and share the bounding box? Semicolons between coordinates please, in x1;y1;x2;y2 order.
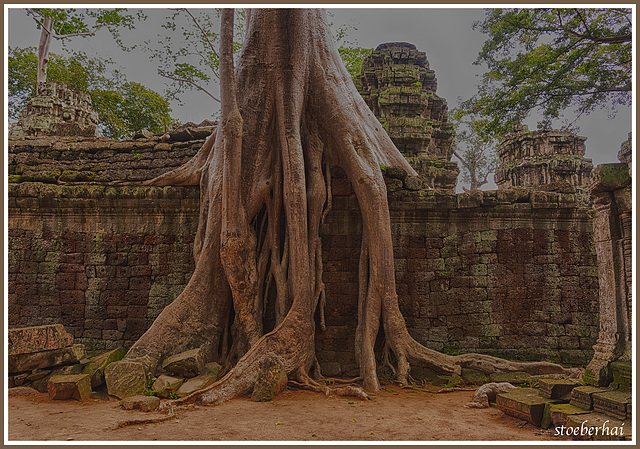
316;184;598;375
8;140;600;369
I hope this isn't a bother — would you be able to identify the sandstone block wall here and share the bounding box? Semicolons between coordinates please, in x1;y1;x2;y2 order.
8;179;599;369
315;186;598;375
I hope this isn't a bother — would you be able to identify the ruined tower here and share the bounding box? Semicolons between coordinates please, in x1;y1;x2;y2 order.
357;42;458;191
495;125;593;193
9;81;99;138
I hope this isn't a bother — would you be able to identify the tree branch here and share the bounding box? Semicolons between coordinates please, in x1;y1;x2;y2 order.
179;8;220;60
159;73;221;103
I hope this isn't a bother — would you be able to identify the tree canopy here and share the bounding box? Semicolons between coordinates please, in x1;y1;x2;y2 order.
458;8;632;137
451;115;499;192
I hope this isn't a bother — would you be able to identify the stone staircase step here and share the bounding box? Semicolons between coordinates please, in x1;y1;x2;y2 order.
570;386;608;410
564;413;630;441
538;378;578;400
541;403;591;429
496;387;560;427
610;361;631;392
593;390;632;421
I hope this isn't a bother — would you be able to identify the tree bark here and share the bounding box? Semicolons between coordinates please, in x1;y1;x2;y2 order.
122;8;570;408
37;16;54;84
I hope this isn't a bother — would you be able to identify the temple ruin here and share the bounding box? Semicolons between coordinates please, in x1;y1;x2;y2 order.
357;42;459;191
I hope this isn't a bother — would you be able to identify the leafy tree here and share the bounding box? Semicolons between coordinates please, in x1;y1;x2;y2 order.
25;8;141;83
331;17;373;80
451;115;499;192
110;8;570;411
459;8;632;136
8;47;171;139
143;8;246;106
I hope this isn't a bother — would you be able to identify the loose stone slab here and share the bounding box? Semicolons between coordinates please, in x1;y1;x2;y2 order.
152;375;184;398
564;413;630;441
162;348;204;378
593;390;631;421
82;347;126;387
570;386;607;410
610;361;631;392
47;374;92;401
176;373;218;396
545;403;591;429
8;344;85;374
105;352;160;399
119;395;161;412
496;388;551;427
105;360;150;399
8;324;74;356
538;378;578;400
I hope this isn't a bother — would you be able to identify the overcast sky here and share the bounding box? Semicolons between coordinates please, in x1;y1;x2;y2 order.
6;6;633;190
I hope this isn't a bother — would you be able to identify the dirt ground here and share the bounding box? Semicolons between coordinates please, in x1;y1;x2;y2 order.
7;385;569;442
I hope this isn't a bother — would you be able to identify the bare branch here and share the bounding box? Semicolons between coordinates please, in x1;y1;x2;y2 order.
179;8;220;60
159;73;221;103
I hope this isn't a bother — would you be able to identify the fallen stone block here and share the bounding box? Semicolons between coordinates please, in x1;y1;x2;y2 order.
593;390;631;421
177;372;218;397
564;413;630;441
251;353;288;402
105;356;158;400
152;375;184;398
496;387;555;427
8;344;85;374
570;386;607;410
542;403;590;429
538;378;578;400
82;347;126;388
8;386;40;396
162;348;205;378
8;324;73;356
610;361;631;392
119;395;161;412
47;374;92;401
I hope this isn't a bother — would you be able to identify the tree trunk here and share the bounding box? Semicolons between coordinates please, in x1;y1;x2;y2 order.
37;16;54;84
122;8;570;407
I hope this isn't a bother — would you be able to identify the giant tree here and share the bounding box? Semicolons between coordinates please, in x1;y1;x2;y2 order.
116;8;570;409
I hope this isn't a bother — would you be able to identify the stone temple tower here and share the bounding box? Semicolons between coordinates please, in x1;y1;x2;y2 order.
357;42;458;191
495;125;593;193
9;81;99;138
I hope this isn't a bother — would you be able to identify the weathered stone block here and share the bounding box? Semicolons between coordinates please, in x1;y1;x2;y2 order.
119;395;161;412
592;390;631;421
8;324;73;355
161;348;204;378
564;413;629;441
8;343;85;373
538;378;578;400
105;354;159;399
82;347;126;387
496;387;551;426
152;374;184;398
176;372;218;397
47;374;92;401
570;386;607;410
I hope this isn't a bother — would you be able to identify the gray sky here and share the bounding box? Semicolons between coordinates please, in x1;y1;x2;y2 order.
6;6;633;190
